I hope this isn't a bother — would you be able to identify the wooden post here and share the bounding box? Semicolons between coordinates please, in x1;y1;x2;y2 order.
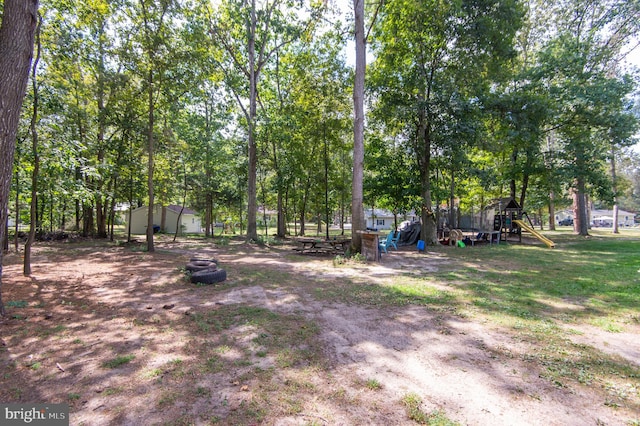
358;231;380;261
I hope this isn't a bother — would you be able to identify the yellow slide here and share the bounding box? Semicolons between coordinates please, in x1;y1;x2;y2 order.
513;220;555;248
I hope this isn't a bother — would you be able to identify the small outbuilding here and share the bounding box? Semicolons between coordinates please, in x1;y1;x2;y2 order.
126;204;202;235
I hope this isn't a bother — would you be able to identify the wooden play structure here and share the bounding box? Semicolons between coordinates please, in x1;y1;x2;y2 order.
493;198;554;248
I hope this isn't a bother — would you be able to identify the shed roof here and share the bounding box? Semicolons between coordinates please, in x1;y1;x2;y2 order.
131;205;198;215
166;205;198;215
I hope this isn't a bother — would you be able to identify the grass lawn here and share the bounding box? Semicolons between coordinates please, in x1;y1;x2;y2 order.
0;227;638;425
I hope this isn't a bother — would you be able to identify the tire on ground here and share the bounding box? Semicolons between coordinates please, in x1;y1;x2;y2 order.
190;257;218;264
185;261;217;272
190;268;227;284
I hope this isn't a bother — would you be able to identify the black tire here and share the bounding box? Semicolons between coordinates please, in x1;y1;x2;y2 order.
185;261;217;272
190;257;218;264
190;268;227;284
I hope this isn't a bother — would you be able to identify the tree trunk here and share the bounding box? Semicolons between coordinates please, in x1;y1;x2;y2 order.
417;113;438;245
205;192;212;238
24;16;41;276
2;220;8;252
0;0;39;316
245;0;259;242
572;182;589;236
538;208;544;230
14;169;20;252
300;174;312;236
610;146;619;234
324;124;330;240
75;169;81;231
146;69;155;252
109;178;117;241
351;0;366;252
237;177;243;236
161;205;167;232
95;21;108;239
548;190;556;231
277;190;286;238
82;204;94;237
520;172;529;211
449;170;455;228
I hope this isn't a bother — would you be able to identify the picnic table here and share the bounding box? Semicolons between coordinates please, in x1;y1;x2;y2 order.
293;237;351;255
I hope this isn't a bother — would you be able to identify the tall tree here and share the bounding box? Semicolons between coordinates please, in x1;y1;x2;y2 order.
208;0;318;242
24;14;42;276
138;0;168;252
371;0;522;245
538;0;640;235
0;0;39;316
125;0;193;251
351;0;366;250
259;25;351;239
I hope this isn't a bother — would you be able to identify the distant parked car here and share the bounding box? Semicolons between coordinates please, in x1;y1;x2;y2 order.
558;218;573;226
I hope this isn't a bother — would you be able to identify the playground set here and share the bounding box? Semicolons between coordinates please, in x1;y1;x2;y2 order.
491;198;555;248
385;197;555;251
433;197;555;249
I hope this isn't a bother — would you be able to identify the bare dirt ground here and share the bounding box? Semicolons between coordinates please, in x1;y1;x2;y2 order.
0;236;638;425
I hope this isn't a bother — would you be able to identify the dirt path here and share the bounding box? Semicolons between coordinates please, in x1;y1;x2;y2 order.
0;239;638;425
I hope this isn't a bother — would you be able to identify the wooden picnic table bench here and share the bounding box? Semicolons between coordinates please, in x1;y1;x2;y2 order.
293;237;351;255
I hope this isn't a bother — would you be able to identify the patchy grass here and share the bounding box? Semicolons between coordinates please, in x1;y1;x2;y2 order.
401;392;459;425
365;378;383;390
102;354;135;369
307;233;640;414
0;232;638;425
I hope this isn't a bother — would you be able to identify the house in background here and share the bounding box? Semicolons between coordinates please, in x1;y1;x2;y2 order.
591;208;635;227
364;208;418;231
126;204;202;235
556;208;635;227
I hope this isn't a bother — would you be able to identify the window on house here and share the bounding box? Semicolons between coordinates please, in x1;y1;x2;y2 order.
192;218;194;224
376;219;385;226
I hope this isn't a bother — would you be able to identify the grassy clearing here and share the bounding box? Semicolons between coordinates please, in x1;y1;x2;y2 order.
314;232;639;326
2;230;638;424
443;237;640;325
312;231;640;415
213;231;640;418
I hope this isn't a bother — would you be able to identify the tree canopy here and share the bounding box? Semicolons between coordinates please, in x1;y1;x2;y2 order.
1;0;639;259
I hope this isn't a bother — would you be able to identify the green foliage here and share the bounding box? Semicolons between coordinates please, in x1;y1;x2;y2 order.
530;0;640;232
333;252;366;267
4;0;639;255
369;0;524;238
